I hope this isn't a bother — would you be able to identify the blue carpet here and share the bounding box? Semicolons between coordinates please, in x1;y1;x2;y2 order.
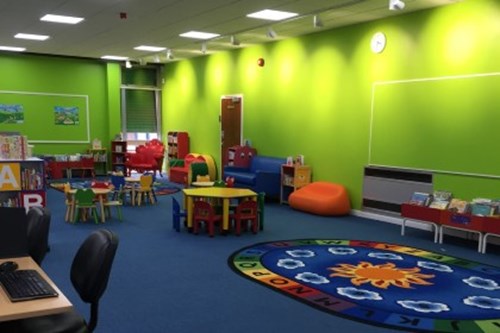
40;188;500;333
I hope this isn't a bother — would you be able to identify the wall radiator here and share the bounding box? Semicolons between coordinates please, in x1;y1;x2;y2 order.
362;166;433;215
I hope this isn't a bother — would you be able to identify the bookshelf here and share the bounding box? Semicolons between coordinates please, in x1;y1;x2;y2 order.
88;148;107;176
0;158;46;209
167;131;189;160
280;164;311;204
111;141;127;173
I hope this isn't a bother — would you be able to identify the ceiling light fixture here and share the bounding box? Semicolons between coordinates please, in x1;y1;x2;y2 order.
389;0;406;10
313;15;324;28
40;14;84;24
230;35;240;46
247;9;298;21
166;49;174;60
101;55;129;61
0;45;26;52
134;45;166;52
179;31;220;40
15;33;50;41
266;27;277;39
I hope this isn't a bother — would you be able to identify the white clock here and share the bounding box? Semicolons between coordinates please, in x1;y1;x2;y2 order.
371;32;386;54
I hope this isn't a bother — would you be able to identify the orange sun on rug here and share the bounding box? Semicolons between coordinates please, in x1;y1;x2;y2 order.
328;261;435;289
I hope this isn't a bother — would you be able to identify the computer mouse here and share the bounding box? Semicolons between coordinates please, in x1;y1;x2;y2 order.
0;261;18;273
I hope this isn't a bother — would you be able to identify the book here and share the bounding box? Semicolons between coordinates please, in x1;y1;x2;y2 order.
408;192;432;206
471;203;495;216
448;198;469;214
429;199;450;210
433;190;452;202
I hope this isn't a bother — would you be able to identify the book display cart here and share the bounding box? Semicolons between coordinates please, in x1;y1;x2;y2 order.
111;141;127;173
167;131;189;160
401;203;500;253
280;164;311;204
0;158;46;209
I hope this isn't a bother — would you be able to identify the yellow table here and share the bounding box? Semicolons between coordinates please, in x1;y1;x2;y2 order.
182;187;257;231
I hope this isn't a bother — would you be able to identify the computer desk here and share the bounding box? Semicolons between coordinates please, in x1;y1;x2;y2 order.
0;257;73;322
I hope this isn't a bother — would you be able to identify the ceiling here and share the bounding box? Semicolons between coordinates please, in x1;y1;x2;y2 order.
0;0;460;64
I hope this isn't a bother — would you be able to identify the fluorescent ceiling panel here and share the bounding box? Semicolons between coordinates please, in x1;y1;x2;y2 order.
101;55;129;60
0;46;26;52
246;9;298;21
15;33;50;41
134;45;167;52
179;31;220;40
40;14;84;24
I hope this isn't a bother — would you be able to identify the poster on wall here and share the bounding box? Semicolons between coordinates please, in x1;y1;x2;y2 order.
54;106;79;125
0;104;24;124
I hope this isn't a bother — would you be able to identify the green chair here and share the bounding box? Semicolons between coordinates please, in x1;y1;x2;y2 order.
103;188;124;221
73;189;99;224
213;180;226;187
189;162;210;185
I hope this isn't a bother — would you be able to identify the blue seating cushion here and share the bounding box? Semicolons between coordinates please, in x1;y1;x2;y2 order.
223;170;256;186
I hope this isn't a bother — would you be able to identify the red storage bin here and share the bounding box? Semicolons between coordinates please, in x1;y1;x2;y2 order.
481;216;500;234
440;210;485;232
400;204;443;223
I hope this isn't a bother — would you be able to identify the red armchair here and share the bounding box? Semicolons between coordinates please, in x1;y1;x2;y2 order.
125;140;165;176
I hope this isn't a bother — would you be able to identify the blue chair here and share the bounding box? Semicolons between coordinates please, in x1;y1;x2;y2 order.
172;197;186;232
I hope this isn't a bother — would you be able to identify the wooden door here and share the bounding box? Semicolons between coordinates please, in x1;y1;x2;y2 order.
220;96;242;168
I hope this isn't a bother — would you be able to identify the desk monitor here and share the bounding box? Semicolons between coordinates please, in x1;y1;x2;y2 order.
0;207;29;259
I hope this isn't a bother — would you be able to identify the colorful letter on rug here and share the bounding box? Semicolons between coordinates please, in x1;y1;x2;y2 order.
228;240;500;333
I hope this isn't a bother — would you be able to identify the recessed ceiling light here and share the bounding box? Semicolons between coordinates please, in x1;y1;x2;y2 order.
0;46;26;52
101;55;129;61
179;31;220;40
246;9;298;21
15;33;50;41
134;45;166;52
40;14;84;24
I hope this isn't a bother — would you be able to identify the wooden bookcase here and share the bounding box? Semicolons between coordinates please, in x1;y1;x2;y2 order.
280;164;311;204
0;158;46;209
167;131;189;160
88;148;107;176
110;141;127;173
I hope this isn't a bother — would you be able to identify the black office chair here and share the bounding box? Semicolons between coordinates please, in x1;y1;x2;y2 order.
26;206;51;266
0;229;119;333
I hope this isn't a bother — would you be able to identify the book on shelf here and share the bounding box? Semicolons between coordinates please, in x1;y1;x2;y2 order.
433;190;452;202
471;203;495;217
448;198;470;214
408;192;432;206
428;199;450;210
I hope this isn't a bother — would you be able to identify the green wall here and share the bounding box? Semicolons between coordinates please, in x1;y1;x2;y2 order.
0;53;121;154
162;0;500;209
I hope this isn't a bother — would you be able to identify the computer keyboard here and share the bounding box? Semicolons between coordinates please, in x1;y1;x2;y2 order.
0;269;58;302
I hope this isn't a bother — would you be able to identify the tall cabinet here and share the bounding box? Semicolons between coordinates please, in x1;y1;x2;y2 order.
0;158;46;209
167;132;189;160
110;141;127;173
280;164;312;204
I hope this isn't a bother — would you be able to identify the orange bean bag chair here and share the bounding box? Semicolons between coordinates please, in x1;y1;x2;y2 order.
288;181;351;216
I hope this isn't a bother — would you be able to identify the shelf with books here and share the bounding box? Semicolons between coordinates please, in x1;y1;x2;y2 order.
88;148;107;176
0;158;46;209
111;141;127;173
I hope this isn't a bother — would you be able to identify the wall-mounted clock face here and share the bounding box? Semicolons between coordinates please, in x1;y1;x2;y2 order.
371;32;386;54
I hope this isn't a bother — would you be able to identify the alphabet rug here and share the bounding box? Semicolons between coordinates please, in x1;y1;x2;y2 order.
228;239;500;333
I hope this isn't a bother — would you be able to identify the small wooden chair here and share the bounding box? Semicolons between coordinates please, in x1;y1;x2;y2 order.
192;200;222;237
73;189;99;224
135;174;155;206
230;200;259;236
63;183;74;222
103;189;123;221
172;197;186;232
